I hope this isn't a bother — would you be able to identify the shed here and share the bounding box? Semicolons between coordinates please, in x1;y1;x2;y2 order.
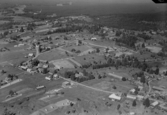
151;101;159;107
91;37;97;41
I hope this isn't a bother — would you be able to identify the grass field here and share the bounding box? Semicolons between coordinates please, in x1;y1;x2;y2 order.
0;20;9;24
51;59;75;69
63;45;91;53
0;48;35;65
11;16;33;22
74;53;106;65
38;49;68;61
85;39;116;48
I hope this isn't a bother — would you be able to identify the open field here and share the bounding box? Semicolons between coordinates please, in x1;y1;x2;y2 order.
0;20;9;24
13;5;26;14
11;16;33;22
74;54;106;65
87;67;140;79
38;49;69;61
92;80;133;94
85;40;116;48
0;49;35;65
0;40;8;45
62;45;91;53
146;46;162;53
51;59;75;69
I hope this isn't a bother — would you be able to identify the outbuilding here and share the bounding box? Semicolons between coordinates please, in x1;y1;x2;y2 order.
151;101;159;107
28;53;34;57
126;94;137;100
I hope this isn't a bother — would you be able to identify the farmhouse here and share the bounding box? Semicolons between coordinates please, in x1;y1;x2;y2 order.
91;37;97;41
109;93;122;101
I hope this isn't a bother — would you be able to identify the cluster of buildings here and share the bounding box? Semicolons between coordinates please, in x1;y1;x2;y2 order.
19;60;49;74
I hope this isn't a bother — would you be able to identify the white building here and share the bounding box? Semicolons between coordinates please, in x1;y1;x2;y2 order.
127;94;137;100
151;101;159;107
91;37;97;41
28;53;34;57
109;93;122;101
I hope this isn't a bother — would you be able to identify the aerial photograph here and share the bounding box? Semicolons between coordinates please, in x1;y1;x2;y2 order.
0;0;167;115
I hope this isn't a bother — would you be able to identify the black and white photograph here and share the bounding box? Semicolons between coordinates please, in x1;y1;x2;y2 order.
0;0;166;115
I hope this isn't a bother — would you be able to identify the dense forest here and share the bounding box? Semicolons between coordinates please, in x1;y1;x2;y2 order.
96;13;167;31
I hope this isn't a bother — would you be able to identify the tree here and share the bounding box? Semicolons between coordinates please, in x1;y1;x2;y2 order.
82;69;88;76
155;66;159;75
9;90;15;96
117;104;121;110
43;68;48;74
142;43;145;48
113;85;117;89
115;31;122;37
53;70;57;74
20;27;24;32
140;75;146;84
134;87;139;95
143;98;150;108
122;77;127;81
7;74;14;81
132;100;137;107
96;48;100;53
31;59;39;67
1;70;6;74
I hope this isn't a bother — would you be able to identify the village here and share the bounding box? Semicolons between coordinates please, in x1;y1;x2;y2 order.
0;3;167;115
